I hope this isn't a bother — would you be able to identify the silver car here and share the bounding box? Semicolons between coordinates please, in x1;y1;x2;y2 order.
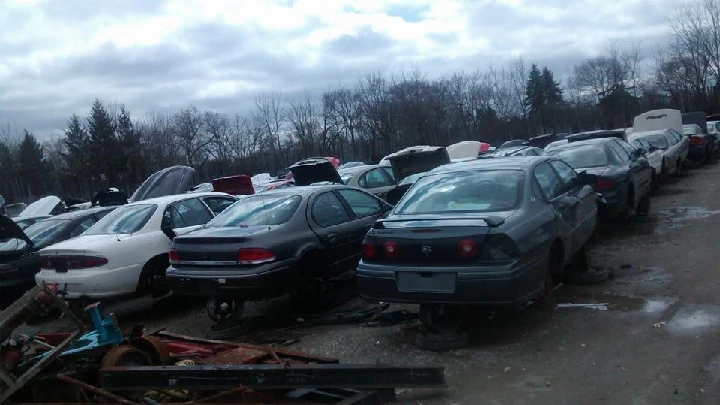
339;165;396;200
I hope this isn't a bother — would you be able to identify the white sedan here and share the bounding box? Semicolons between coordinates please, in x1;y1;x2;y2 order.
626;135;663;186
35;192;236;303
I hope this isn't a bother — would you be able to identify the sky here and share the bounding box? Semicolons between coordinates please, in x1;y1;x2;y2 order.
0;0;677;138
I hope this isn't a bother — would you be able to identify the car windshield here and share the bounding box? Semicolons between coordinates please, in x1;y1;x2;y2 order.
636;133;669;149
546;145;608;168
0;219;69;251
84;204;156;235
207;195;301;227
394;170;524;214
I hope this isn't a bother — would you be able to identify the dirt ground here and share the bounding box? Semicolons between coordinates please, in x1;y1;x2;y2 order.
28;160;720;404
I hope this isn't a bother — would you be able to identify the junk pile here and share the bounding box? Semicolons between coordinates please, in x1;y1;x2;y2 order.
1;285;445;404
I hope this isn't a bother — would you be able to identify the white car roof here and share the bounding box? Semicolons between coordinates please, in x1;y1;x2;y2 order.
129;191;232;207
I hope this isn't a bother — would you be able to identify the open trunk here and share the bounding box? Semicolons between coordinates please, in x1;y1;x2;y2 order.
288;158;343;186
387;147;450;183
130;165;198;202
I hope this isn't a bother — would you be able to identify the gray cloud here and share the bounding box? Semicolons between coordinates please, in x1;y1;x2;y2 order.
0;0;681;138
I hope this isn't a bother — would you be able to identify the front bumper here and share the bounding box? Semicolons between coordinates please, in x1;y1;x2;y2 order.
356;255;545;307
166;258;298;300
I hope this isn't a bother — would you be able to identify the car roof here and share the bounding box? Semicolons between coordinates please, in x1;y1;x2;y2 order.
551;138;613;149
129;192;232;206
48;206;116;220
253;184;348;197
432;156;548;173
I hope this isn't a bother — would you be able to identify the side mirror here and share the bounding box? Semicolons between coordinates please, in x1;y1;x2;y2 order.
578;171;598;185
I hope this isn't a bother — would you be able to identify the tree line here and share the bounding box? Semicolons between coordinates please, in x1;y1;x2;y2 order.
1;0;719;204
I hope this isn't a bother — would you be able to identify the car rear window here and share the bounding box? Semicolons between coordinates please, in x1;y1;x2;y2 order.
84;204;156;235
394;170;524;214
546;145;608;168
637;133;669;149
207;195;301;227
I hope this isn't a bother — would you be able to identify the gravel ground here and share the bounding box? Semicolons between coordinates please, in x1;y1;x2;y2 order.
24;160;720;404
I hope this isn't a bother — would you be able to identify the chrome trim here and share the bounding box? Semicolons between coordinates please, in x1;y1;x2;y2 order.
176;260;236;266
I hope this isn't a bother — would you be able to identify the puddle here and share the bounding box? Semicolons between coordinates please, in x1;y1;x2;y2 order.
666;306;720;333
658;207;720;223
557;303;608;311
557;294;676;315
643;298;677;314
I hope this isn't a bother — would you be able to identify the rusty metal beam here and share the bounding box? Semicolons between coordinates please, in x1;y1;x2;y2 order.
100;364;446;392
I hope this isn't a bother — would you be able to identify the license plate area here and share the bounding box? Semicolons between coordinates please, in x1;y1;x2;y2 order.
396;272;456;293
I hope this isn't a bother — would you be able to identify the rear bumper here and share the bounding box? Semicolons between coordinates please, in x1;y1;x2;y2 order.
356;256;544;306
35;263;144;299
166;258;298;300
596;187;625;218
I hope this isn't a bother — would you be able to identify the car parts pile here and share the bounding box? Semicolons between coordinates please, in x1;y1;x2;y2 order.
0;285;445;404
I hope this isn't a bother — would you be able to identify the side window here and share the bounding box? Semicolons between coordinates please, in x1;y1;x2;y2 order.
337;189;383;218
202;197;236;215
380;166;396;182
69;216;98;238
607;142;629;162
311;192;352;227
533;162;564;200
167;198;213;228
549;160;579;191
615;139;636;156
527;148;540;156
631;139;644;149
359;168;394;188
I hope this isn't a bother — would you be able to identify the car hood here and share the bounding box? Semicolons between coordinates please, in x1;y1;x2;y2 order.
288;158;343;186
130;165;198;202
386;147;450;182
18;196;63;218
0;214;33;248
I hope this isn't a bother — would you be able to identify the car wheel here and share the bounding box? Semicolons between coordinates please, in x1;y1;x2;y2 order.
138;258;170;298
206;297;245;324
545;242;564;298
636;193;651;216
623;188;635;218
418;304;462;334
650;170;658;192
415;330;469;352
661;158;670;179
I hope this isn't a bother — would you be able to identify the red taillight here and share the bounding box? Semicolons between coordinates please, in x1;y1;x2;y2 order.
168;249;179;265
594;177;615;190
237;248;275;265
383;241;399;259
41;255;108;270
457;239;478;259
361;240;377;259
690;136;706;145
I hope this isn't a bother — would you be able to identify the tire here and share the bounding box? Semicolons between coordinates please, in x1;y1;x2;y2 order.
415;330;469;352
545;242;564;298
137;258;170;298
650;170;658;192
623;188;635;218
565;267;609;285
571;244;589;273
418;304;462;334
636;193;651;216
206;297;245;324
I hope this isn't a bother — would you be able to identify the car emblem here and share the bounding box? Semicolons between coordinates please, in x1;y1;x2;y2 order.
421;245;432;255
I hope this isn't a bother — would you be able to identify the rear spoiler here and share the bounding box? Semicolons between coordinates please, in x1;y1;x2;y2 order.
373;216;505;228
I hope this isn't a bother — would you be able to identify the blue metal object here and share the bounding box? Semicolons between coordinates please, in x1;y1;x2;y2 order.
20;302;123;367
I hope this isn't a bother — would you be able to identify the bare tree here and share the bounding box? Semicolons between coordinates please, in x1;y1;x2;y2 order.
203;111;231;160
253;92;285;167
287;94;322;156
172;106;209;167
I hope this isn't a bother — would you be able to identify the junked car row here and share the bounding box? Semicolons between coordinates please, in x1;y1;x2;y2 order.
0;108;713;351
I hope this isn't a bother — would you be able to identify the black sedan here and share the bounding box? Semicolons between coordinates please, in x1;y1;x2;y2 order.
166;185;392;325
0;206;115;307
544;138;653;218
357;157;597;333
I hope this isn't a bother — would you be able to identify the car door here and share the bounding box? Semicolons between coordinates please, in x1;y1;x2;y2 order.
549;160;596;250
163;198;214;237
615;139;651;200
358;168;396;200
307;191;359;274
533;162;577;258
336;188;389;262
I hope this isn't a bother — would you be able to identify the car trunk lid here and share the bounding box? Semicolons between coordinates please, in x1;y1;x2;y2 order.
387;147;450;183
288;158;343;186
171;225;275;266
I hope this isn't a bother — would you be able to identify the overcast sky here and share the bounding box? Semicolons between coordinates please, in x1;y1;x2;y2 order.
0;0;676;138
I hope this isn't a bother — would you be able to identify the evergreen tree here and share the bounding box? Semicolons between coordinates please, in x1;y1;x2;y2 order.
541;67;563;105
524;64;544;116
116;105;142;186
17;130;46;198
63;114;89;177
87;99;117;184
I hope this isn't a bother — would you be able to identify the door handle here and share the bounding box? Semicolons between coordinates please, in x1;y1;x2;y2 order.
327;233;338;242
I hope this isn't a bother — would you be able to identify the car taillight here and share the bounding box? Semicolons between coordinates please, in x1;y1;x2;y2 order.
361;237;377;259
479;234;518;261
383;240;399;259
457;239;478;259
690;136;706;145
594;177;615;190
41;255;108;270
168;249;179;265
237;248;275;265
